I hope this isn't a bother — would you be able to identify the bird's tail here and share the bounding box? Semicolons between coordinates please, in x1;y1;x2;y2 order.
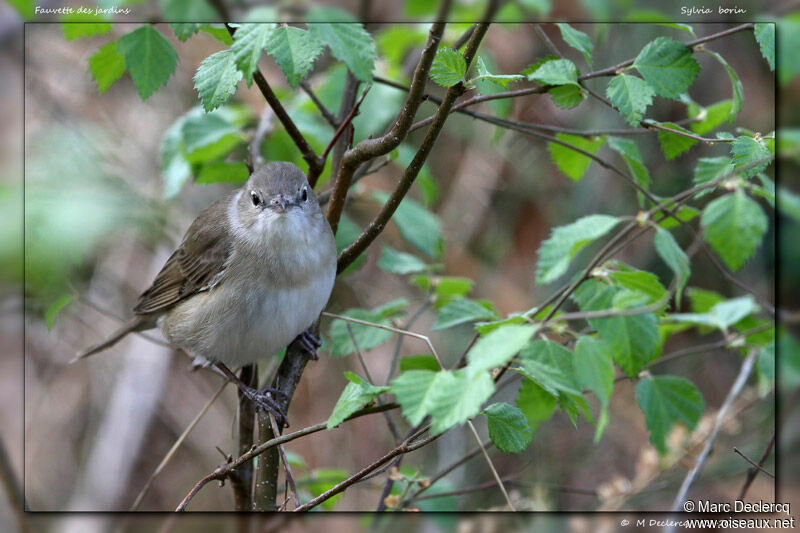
70;317;147;364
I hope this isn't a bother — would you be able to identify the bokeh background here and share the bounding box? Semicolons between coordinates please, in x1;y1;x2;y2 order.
2;0;798;530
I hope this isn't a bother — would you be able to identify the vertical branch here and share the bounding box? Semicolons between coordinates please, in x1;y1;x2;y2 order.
325;0;453;233
252;322;321;510
230;364;257;511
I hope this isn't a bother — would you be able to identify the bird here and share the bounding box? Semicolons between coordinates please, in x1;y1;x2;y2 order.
73;161;338;426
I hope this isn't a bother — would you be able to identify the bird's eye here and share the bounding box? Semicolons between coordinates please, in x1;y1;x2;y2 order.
300;186;308;203
251;192;261;206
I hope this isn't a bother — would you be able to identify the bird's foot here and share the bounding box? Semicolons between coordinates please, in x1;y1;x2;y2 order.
296;329;322;360
240;385;289;428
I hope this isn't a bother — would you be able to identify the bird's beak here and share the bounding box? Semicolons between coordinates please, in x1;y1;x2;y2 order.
270;196;291;212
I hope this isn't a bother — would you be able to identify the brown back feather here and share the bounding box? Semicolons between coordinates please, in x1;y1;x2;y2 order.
133;194;234;315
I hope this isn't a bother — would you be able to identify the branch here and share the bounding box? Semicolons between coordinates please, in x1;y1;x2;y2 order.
737;431;776;499
230;365;257;510
336;21;494;273
293;432;440;512
175;402;399;511
579;23;756;81
670;349;759;512
325;3;452;233
733;446;774;478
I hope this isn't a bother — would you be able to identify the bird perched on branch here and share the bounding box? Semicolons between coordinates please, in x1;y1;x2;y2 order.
74;162;338;426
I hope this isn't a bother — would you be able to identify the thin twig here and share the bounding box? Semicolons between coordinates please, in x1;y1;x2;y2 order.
130;380;229;510
466;420;515;510
323;312;442;366
733;447;774;478
175;402;399;511
293;433;440;512
737;432;776;499
321;84;372;161
300;80;339;128
249;107;274;170
269;413;300;508
670;349;759;513
325;1;452;233
534;24;562;57
346;323;401;442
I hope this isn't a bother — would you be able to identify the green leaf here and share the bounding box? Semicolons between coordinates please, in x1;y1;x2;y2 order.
466;324;536;373
116;25;178;101
390;369;438;426
754;23;775;71
427;369;495;434
574;336;614;441
373;191;443;258
517;340;581;396
607;137;650;205
548;85;585;109
160;0;216;21
430;48;467;87
170;23;201;42
654;227;690;304
61;14;111;41
200;25;234;45
701;190;768;271
694;156;734;189
516;378;556;433
657;205;700;229
475;315;528;336
547;133;605;181
88;41;126;93
535;214;621;284
606;74;654;126
481;403;533;453
433;277;473;305
669;295;758;331
307;17;376;82
655;122;697;159
574;337;613;404
399;355;440;372
688;100;733;135
45;293;73;330
608;268;668;305
700;49;743;122
264;26;323;88
160;118;191;199
556;23;593;68
474;57;524;88
195;161;249;184
527;58;579;86
327;373;389;429
194;50;243;112
327;302;406;357
181;113;240;156
433;299;499;331
230;23;274;86
391;368;495;434
731;136;771;178
633;36;700;99
572;280;659;376
377;246;429;275
521;55;558;76
636;376;704;454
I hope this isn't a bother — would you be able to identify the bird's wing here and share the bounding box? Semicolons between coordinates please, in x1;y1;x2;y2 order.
133;194;235;315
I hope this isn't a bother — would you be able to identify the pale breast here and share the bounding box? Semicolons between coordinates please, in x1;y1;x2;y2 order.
159;239;336;368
